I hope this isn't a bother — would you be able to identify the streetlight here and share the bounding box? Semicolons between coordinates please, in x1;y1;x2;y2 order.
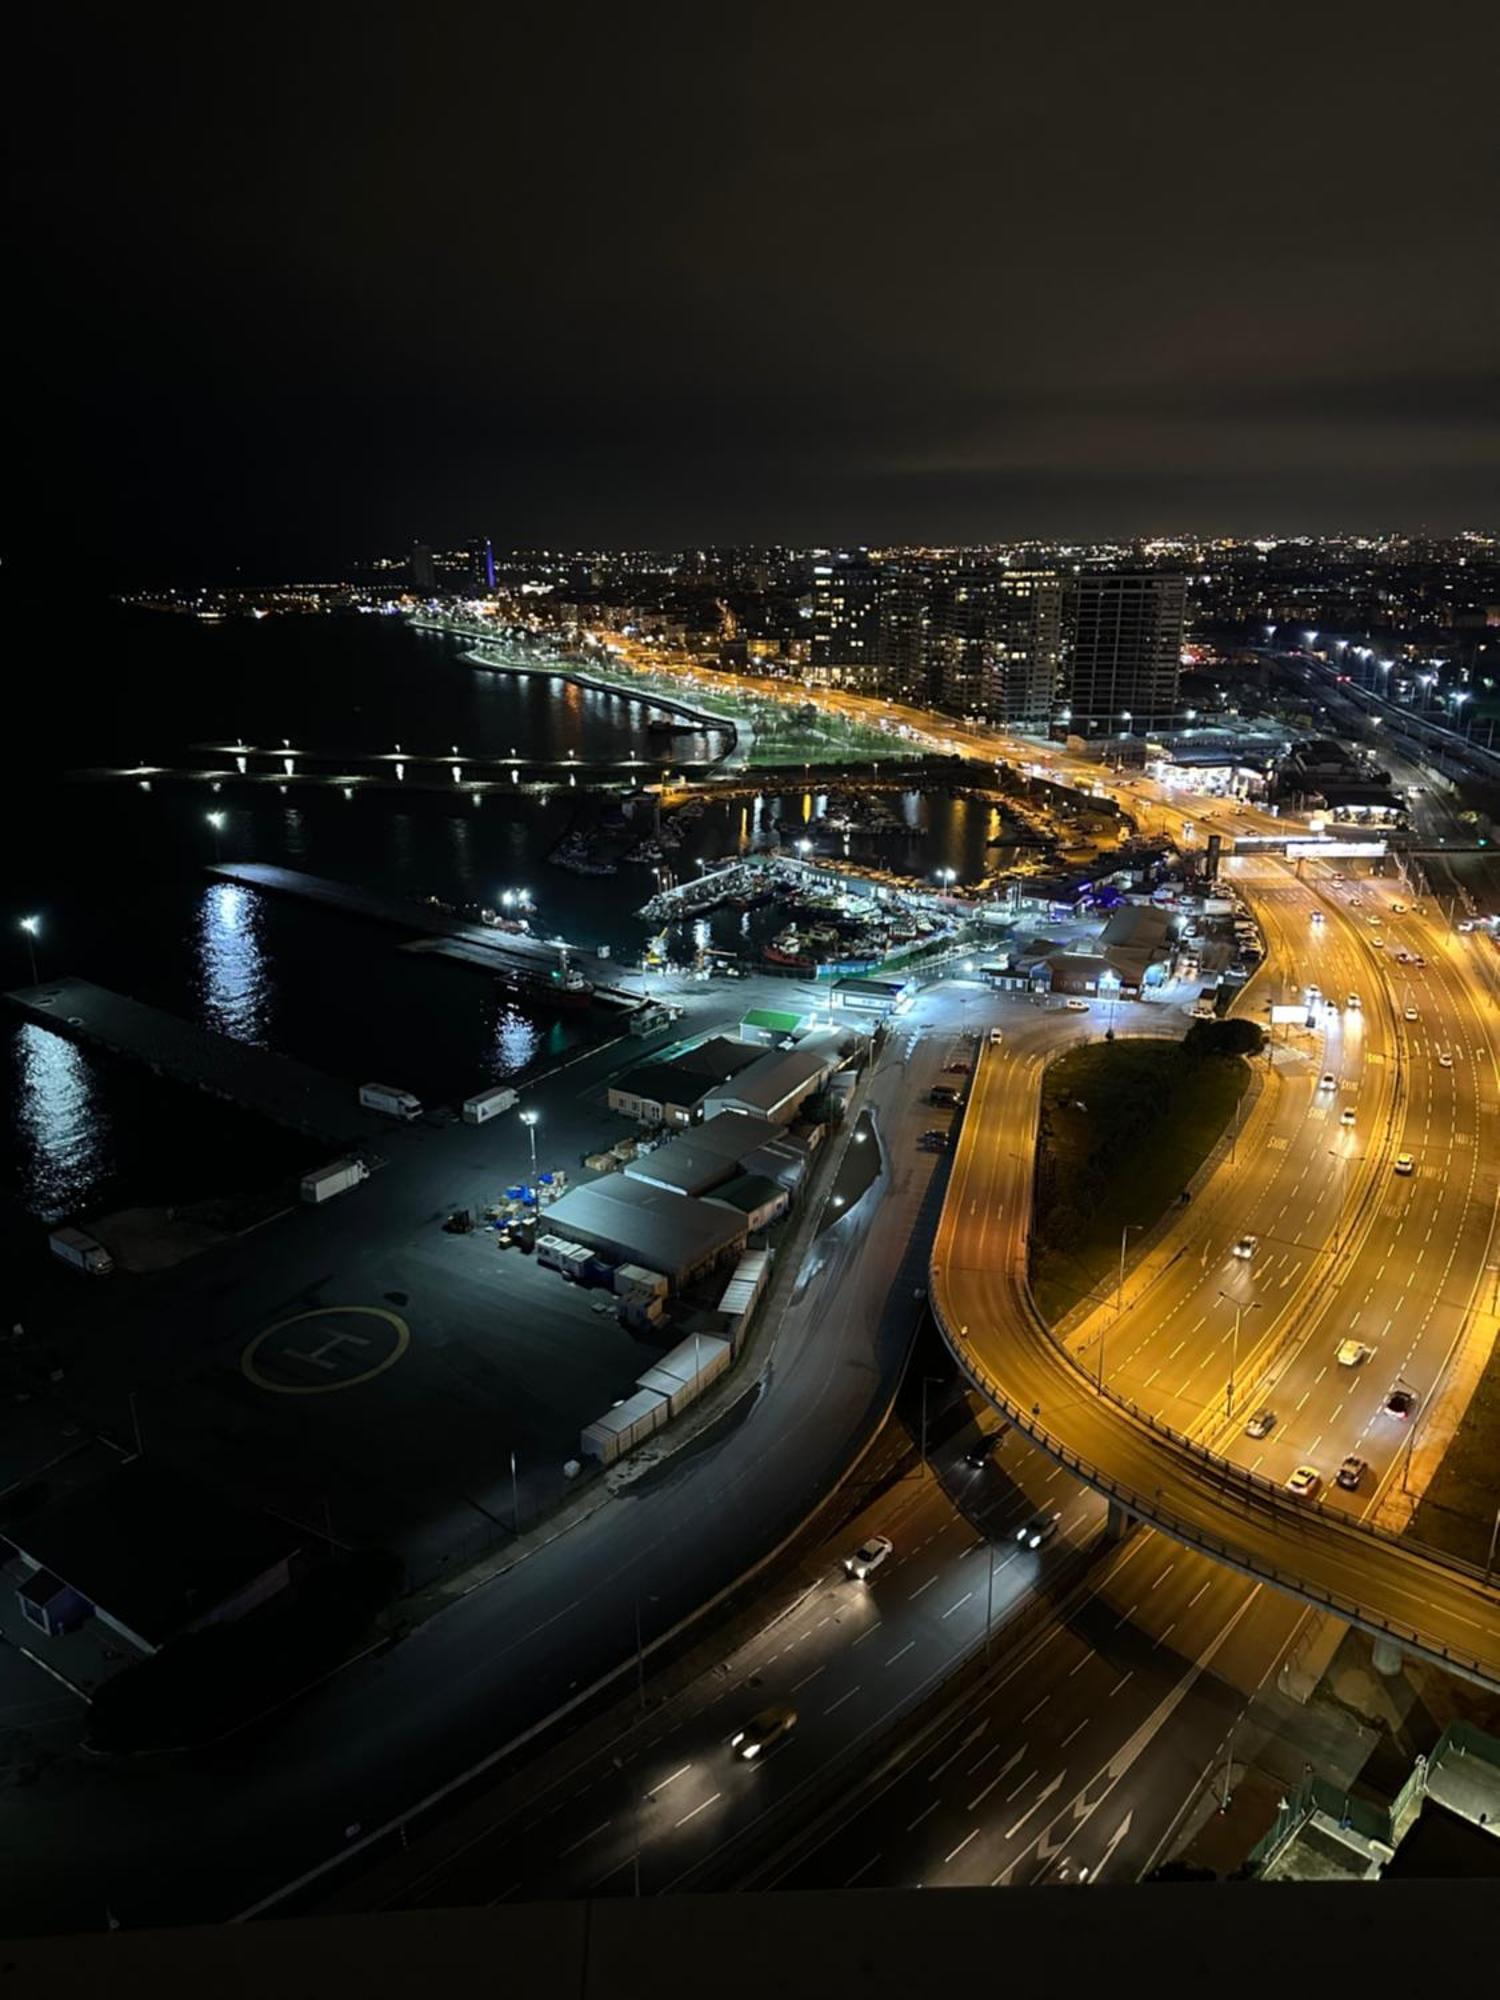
919;1373;946;1476
520;1107;539;1180
19;914;41;986
1217;1290;1262;1422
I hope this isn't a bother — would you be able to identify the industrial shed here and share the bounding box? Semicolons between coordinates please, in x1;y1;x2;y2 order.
544;1176;747;1287
701;1043;834;1124
706;1173;788;1231
605;1035;763;1128
623;1110;775;1197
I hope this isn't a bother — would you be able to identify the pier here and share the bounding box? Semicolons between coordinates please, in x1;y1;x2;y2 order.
4;978;377;1146
209;863;647;1010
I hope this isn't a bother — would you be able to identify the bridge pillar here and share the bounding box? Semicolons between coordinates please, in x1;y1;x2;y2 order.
1104;1498;1133;1543
1371;1633;1405;1678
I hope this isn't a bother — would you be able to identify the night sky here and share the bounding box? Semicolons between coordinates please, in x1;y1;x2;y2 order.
14;3;1499;579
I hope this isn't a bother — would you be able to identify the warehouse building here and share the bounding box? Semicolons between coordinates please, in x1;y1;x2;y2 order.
606;1035;763;1128
544;1176;748;1288
623;1110;776;1198
701;1041;839;1124
706;1172;789;1232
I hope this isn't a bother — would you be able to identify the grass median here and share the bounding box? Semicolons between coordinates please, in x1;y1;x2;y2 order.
1030;1029;1256;1327
1407;1332;1500;1569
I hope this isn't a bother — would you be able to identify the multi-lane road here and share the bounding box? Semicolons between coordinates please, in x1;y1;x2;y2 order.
933;858;1500;1686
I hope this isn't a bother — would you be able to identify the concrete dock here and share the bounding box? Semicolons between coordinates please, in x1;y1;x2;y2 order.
209;863;647;1009
4;977;376;1146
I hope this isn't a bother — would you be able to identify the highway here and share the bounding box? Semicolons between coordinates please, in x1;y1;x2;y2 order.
931;859;1500;1688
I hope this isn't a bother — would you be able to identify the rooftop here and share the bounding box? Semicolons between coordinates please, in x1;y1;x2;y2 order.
4;1458;300;1652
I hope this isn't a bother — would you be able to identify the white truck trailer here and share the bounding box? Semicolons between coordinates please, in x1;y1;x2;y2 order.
461;1085;518;1125
359;1081;422;1121
48;1227;114;1276
300;1158;371;1205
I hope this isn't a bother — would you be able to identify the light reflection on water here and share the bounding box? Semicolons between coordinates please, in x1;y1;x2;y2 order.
11;1022;107;1222
490;1001;542;1080
195;880;270;1046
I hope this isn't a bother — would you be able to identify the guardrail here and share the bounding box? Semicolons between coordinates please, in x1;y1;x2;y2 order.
931;964;1500;1686
935;1304;1493;1683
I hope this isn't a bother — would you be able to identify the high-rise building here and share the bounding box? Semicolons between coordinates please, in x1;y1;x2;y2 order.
876;557;934;704
471;537;495;595
809;550;880;688
409;542;437;595
929;566;1063;727
1062;573;1186;735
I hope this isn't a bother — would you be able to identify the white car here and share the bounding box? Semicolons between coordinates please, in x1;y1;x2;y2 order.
1347;993;1361;1010
1394;1153;1415;1176
1404;1006;1419;1021
1340;1107;1356;1126
1391;902;1407;914
1232;1234;1258;1260
1369;936;1384;950
1337;1338;1373;1367
1064;998;1090;1012
844;1534;893;1582
1286;1465;1322;1499
1318;1072;1337;1091
1438;1051;1454;1068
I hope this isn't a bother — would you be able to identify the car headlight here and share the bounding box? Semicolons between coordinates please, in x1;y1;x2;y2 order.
742;1742;761;1760
730;1732;745;1747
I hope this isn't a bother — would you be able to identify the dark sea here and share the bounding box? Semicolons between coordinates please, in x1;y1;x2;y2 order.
2;606;995;1242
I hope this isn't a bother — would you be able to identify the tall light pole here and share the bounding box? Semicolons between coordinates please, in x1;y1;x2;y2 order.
520;1107;539;1180
920;1373;945;1476
1217;1290;1262;1422
19;914;41;987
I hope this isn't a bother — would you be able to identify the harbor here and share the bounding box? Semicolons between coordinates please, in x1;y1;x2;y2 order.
4;976;379;1147
208;862;648;1010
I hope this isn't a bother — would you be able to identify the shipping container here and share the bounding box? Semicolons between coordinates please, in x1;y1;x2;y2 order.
580;1387;670;1465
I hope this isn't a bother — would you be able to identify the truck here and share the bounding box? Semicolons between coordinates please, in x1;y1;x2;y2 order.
49;1227;114;1276
461;1085;518;1125
359;1081;422;1122
300;1158;370;1205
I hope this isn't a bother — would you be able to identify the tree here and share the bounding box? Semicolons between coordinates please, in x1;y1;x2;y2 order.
1183;1017;1265;1061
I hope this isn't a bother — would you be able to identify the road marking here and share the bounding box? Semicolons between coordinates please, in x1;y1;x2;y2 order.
559;1820;611;1858
790;1665;826;1694
885;1641;917;1667
845;1854;882;1887
1021;1695;1049;1722
942;1591;975;1620
1150;1562;1174;1592
906;1799;940;1832
1108;1672;1133;1697
825;1686;860;1714
1005;1772;1064;1839
1060;1719;1089;1748
943;1829;979;1866
908;1575;938;1600
650;1764;692;1795
673;1793;721;1830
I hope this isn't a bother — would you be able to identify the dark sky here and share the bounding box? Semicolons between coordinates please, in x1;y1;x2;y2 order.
13;2;1499;578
